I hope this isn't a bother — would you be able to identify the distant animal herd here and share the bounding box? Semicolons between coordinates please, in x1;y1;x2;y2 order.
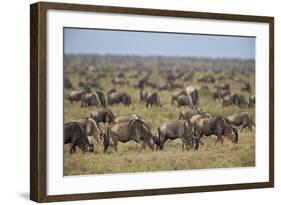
64;70;255;154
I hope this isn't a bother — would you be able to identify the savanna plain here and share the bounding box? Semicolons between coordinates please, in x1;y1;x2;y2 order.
63;55;255;175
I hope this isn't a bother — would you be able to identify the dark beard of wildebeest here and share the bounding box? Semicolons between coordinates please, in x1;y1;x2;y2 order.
64;122;94;154
226;112;255;132
157;120;196;150
90;109;115;128
193;116;238;150
103;119;154;152
76;118;104;146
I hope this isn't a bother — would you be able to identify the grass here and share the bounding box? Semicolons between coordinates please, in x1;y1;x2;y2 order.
64;66;255;176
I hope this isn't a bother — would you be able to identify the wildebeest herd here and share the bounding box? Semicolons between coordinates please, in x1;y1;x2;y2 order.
64;55;255;175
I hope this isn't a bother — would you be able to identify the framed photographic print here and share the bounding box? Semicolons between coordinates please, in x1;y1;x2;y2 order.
30;1;274;202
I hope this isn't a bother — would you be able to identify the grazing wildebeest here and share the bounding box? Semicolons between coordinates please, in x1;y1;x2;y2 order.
212;88;230;100
145;92;162;107
112;77;129;85
86;76;100;88
197;75;215;83
64;122;94;154
171;90;185;105
76;118;105;145
66;90;86;103
179;107;202;120
248;95;255;107
90;108;115;125
194;116;238;149
177;94;193;107
80;92;102;108
107;88;117;95
226;112;255;132
64;77;73;89
158;82;173;91
158;120;195;150
104;119;155;152
107;91;131;106
214;82;230;92
241;82;251;93
139;89;148;102
185;86;198;105
113;113;139;124
95;90;106;107
222;94;247;107
189;114;211;126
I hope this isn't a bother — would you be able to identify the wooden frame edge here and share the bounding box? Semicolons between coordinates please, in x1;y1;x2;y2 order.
30;1;274;202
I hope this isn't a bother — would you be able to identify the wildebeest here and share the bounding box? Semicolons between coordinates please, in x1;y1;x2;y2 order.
90;108;115;125
145;92;162;107
214;82;230;92
212;82;230;100
64;122;94;154
76;118;105;145
95;90;106;107
113;113;139;124
177;94;193;107
248;95;255;107
185;86;198;106
241;82;251;93
112;77;129;85
139;89;148;102
171;90;185;105
64;77;73;89
226;112;255;132
107;91;131;106
189;114;212;126
179;107;202;120
80;92;103;108
194;116;238;149
158;120;195;150
222;94;247;107
66;90;86;103
212;88;230;100
197;75;215;83
104;119;155;152
158;81;173;91
86;76;100;88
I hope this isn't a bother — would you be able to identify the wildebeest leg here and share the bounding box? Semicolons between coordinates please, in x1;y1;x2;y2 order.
112;138;118;152
69;143;76;154
215;135;224;145
241;124;247;132
160;137;168;150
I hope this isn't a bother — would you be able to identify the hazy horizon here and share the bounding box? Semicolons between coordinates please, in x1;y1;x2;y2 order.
64;28;255;60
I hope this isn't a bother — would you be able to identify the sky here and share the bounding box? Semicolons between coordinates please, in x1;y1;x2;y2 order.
64;28;255;59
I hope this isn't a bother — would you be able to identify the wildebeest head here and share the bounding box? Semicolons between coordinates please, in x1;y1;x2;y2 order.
85;118;101;137
105;111;115;124
83;143;94;153
220;117;239;144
